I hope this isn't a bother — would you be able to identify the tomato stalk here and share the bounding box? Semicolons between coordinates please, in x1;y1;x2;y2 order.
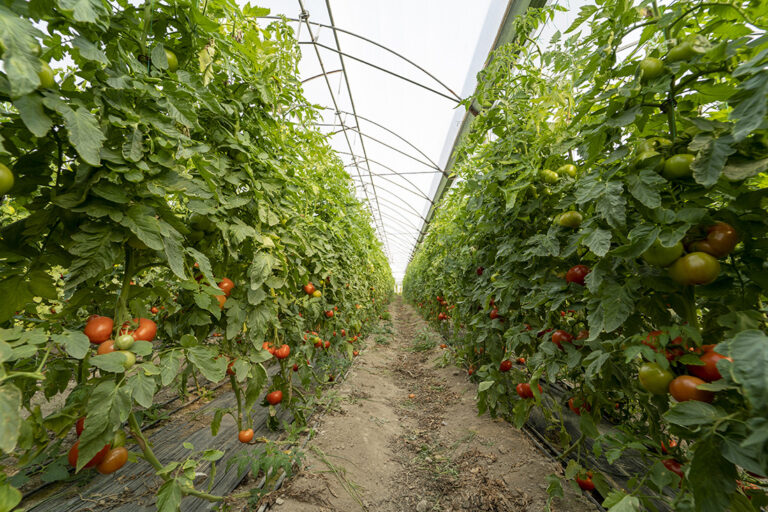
114;247;136;336
231;373;243;430
128;412;226;502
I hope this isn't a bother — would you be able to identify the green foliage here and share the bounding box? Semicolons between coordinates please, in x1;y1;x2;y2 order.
405;1;768;510
0;0;392;509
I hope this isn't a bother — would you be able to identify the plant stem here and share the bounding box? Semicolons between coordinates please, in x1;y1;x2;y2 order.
128;412;164;472
115;247;135;333
231;373;243;430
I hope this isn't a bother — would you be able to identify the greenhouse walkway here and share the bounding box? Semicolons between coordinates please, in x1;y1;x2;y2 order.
252;297;598;512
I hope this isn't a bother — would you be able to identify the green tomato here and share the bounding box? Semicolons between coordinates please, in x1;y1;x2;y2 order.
557;164;578;178
558;211;583;228
187;230;205;242
115;334;135;350
641;240;684;267
38;62;56;89
490;273;499;283
662;154;695;179
666;41;698;63
189;213;214;233
165;49;178;72
0;163;14;195
540;169;559;184
117;350;136;369
638;362;675;395
669;252;720;285
639;57;665;81
638;137;672;154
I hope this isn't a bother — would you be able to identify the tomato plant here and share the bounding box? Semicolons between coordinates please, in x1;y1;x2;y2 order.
0;2;393;510
404;1;768;510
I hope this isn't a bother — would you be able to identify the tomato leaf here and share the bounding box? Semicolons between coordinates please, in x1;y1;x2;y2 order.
13;94;53;137
689;436;737;512
0;384;22;453
62;106;106;166
724;330;768;413
187;346;226;382
691;135;735;187
626;170;665;209
51;331;89;360
477;380;494;392
156;479;182;512
664;401;720;427
91;353;129;373
127;371;156;408
582;227;612;257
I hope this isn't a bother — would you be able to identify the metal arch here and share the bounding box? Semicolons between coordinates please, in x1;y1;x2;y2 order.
298;41;460;104
295;0;392;261
377;211;423;234
320;107;442;170
337;152;444;176
361;182;425;220
348;171;432;203
323;123;440;171
302;69;342;83
261;15;462;102
341;162;434;196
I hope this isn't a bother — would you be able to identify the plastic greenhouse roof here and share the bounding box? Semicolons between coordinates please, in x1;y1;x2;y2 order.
252;1;593;283
249;0;513;283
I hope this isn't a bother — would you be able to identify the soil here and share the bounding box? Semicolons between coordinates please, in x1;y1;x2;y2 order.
253;298;599;512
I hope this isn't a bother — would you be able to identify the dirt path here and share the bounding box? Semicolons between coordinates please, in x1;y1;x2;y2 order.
264;298;598;512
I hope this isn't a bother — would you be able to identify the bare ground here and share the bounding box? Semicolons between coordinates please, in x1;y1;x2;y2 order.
254;298;599;512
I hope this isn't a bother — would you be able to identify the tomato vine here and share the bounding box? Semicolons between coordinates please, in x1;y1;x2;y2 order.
0;1;392;510
405;1;768;511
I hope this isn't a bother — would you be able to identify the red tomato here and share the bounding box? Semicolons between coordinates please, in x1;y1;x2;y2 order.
476;266;484;276
238;429;254;443
215;294;227;309
662;459;684;480
150;306;159;314
568;397;591;415
68;441;110;469
84;316;113;344
499;360;512;372
274;344;290;359
120;318;157;342
576;472;595;491
669;376;714;403
489;308;499;320
515;383;542;399
292;363;299;371
76;417;85;437
97;339;116;355
226;360;235;376
516;357;526;364
266;390;283;405
303;283;316;295
566;265;590;285
218;277;235;297
551;330;573;349
96;446;128;474
325;310;334;318
687;350;729;382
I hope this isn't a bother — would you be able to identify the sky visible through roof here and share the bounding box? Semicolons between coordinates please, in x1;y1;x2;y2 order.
252;0;592;284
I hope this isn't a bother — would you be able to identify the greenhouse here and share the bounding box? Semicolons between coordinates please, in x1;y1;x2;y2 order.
1;0;766;511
